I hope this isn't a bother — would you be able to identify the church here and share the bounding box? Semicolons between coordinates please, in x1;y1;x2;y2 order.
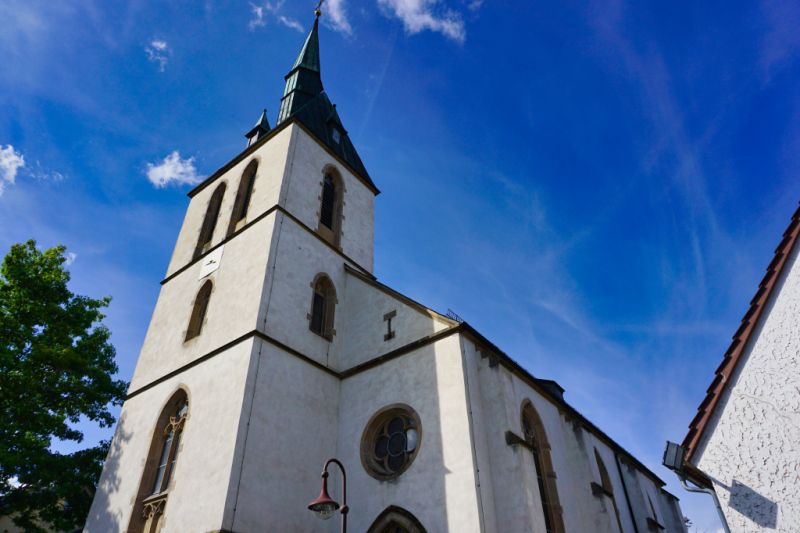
85;9;686;533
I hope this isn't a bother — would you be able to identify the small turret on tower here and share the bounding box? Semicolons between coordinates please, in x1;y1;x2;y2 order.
245;108;271;147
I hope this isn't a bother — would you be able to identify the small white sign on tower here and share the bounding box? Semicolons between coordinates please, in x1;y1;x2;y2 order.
199;245;223;279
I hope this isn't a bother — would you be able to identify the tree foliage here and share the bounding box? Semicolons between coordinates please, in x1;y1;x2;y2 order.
0;240;126;531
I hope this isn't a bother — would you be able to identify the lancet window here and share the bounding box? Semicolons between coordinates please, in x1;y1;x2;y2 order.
317;168;343;246
185;280;212;341
128;390;189;533
309;274;336;339
194;182;226;259
227;160;258;236
521;400;565;533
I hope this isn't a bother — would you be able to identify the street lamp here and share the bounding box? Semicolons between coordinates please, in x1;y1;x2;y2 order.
308;458;348;533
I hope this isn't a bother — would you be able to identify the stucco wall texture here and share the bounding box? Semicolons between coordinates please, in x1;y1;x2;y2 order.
696;241;800;532
85;122;685;532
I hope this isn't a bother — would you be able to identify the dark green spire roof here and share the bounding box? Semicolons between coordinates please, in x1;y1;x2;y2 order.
245;109;271;146
292;17;320;73
276;12;375;190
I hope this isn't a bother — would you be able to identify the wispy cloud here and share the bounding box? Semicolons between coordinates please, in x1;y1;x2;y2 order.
145;151;201;188
145;39;169;72
325;0;353;35
248;1;305;33
0;145;25;196
278;15;304;33
377;0;466;43
248;3;266;30
759;0;800;80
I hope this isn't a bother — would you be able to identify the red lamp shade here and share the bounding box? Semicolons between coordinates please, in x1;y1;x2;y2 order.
308;477;340;520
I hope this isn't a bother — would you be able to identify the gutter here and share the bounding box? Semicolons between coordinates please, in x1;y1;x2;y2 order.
663;441;731;533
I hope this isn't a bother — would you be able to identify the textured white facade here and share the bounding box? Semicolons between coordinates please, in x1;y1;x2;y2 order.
694;240;800;532
85;33;685;531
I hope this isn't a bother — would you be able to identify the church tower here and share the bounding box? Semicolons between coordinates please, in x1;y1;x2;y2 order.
86;9;687;533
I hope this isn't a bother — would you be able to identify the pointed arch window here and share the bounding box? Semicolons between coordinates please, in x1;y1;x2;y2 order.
227;160;258;236
592;448;623;532
185;280;212;341
128;390;189;533
367;505;427;533
317;169;343;246
309;275;336;340
521;401;565;533
194;182;227;259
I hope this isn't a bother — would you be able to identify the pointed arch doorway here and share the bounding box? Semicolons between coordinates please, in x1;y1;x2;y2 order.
367;505;427;533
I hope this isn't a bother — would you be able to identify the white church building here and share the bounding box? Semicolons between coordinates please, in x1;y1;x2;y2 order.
85;11;686;533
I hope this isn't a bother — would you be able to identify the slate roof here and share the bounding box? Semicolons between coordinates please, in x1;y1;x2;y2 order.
275;14;375;190
683;203;800;461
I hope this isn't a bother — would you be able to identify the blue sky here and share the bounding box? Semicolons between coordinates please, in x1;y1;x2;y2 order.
2;0;799;530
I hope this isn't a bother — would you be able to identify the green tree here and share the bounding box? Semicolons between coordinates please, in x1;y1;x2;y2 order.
0;240;126;532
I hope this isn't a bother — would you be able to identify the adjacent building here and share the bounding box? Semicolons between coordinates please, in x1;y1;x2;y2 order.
85;11;686;533
668;204;800;532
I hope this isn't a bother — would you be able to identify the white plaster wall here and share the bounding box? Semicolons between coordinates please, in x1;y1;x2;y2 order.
165;127;292;278
222;339;342;533
469;342;680;533
279;125;375;272
587;434;639;533
337;334;482;532
696;242;800;532
84;341;254;532
130;215;275;391
260;213;349;368
337;271;453;369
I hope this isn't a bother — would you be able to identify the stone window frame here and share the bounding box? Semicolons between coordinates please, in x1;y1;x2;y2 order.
519;399;565;533
308;273;337;340
226;158;259;236
128;388;190;533
367;505;427;533
360;403;422;481
316;165;344;247
194;181;227;259
185;279;213;342
591;447;623;533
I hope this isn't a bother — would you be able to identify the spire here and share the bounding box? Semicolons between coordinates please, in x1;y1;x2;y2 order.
277;12;323;124
272;5;377;190
245;109;271;147
292;16;320;73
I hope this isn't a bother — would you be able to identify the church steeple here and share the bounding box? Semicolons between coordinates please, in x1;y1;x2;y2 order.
277;14;323;124
272;8;377;190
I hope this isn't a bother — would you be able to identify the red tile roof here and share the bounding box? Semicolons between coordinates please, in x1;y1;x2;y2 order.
683;203;800;461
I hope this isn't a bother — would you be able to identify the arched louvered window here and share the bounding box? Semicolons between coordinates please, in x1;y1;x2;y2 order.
128;389;189;533
521;400;564;533
594;448;622;532
185;280;212;341
194;182;226;259
309;274;336;340
317;168;343;246
227;160;258;236
367;505;427;533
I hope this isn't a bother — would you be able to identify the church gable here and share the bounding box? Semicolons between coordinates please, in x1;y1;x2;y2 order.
337;265;456;369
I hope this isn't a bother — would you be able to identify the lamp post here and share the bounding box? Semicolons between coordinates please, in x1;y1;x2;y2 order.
308;458;348;533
